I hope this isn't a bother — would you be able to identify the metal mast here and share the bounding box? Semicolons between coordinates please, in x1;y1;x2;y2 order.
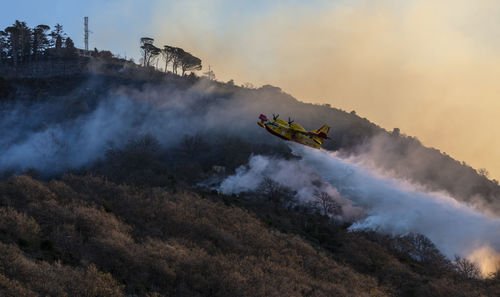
84;17;89;53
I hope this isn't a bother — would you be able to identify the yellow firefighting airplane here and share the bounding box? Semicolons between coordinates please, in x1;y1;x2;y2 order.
258;114;330;149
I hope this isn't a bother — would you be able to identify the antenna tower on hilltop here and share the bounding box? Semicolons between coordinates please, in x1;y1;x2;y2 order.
84;17;89;54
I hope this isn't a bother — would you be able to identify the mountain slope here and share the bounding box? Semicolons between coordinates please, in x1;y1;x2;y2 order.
0;71;499;296
0;174;388;297
1;73;498;214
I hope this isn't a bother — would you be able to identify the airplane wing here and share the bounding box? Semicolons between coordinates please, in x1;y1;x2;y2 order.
288;123;307;133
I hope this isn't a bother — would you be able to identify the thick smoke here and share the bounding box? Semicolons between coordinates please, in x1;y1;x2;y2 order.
220;143;500;276
2;76;498;217
2;76;500;275
219;154;364;221
0;80;286;175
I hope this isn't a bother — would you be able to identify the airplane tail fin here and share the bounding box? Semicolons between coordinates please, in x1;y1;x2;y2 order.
314;125;330;139
310;125;330;146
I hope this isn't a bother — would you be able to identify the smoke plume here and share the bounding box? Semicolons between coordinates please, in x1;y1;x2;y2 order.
0;79;284;175
220;143;500;276
3;76;500;275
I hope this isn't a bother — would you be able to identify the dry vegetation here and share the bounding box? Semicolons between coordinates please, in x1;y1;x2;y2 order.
0;174;498;296
0;175;387;297
1;69;499;296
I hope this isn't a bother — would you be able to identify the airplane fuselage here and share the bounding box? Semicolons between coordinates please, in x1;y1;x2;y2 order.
258;115;329;149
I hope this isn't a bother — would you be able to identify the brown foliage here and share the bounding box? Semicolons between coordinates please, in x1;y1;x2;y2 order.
0;242;123;296
0;175;385;296
0;207;40;247
454;255;481;279
0;174;494;296
258;177;297;207
0;273;38;297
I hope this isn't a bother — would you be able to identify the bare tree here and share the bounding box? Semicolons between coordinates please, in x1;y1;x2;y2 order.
312;191;341;216
477;168;490;178
178;134;209;160
258;178;296;207
454;255;481;279
411;234;441;263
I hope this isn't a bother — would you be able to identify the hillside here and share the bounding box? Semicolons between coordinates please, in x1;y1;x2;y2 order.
0;71;499;296
0;175;387;297
1;72;499;214
1;175;498;297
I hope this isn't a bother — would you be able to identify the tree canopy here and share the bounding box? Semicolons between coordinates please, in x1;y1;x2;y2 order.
0;20;79;65
140;37;160;67
140;38;202;75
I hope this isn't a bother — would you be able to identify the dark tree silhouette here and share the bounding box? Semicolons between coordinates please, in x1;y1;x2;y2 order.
32;24;50;60
258;178;297;207
454;255;481;279
161;45;175;72
97;50;113;59
0;30;7;64
171;47;184;74
4;25;20;65
159;45;201;75
140;37;160;67
63;37;76;58
179;51;202;76
50;24;65;52
5;21;32;65
312;191;342;216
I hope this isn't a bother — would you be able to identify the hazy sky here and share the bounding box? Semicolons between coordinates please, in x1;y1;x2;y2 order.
2;0;500;180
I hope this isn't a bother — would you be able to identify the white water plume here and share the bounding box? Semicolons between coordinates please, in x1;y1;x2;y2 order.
220;143;500;276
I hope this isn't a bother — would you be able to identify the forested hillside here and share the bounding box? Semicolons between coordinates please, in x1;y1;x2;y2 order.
0;174;498;296
0;71;498;296
1;20;499;295
1;71;498;215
